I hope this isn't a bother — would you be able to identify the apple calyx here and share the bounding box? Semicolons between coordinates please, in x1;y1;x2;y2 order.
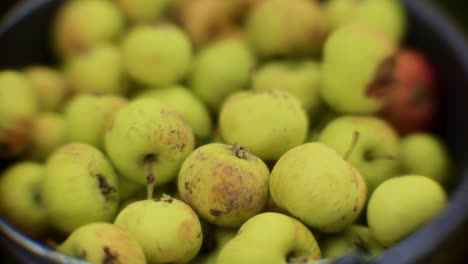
366;55;397;99
231;144;248;160
344;131;361;161
145;154;156;200
102;246;119;264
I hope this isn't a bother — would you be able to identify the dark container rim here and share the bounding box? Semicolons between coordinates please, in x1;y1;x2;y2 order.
1;1;468;264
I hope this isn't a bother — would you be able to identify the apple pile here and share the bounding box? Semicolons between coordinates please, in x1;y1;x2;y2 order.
0;0;453;263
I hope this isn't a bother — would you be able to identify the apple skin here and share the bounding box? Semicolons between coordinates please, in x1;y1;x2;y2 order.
219;90;308;161
114;197;203;264
24;66;68;111
41;143;120;234
246;0;328;57
0;162;48;237
189;37;256;112
57;222;146;264
65;94;127;151
104;98;195;186
178;143;270;227
135;85;213;142
381;49;439;134
52;0;124;58
325;0;407;41
121;24;193;86
115;0;173;24
178;0;241;47
319;115;400;194
270;143;367;233
26;112;67;161
217;212;321;264
367;175;447;247
64;44;126;95
400;133;452;185
320;23;397;114
0;70;38;158
252;60;322;121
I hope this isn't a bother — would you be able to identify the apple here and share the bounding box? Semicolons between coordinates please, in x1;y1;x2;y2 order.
0;162;48;237
217;212;321;264
52;0;124;58
178;143;270;227
41;143;120;234
381;49;439;134
0;70;38;158
319;115;400;194
114;197;203;263
367;175;447;246
270;142;367;233
400;133;452;185
58;222;146;264
104;98;195;198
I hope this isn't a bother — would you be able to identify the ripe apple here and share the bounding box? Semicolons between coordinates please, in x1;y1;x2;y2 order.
381;48;439;134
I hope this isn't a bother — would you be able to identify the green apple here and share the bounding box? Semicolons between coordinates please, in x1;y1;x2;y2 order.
135;85;213;142
64;44;126;95
24;66;68;111
57;222;146;264
367;175;447;246
219;90;308;161
104;98;195;194
400;133;452;185
217;212;321;264
114;197;203;264
325;0;407;41
52;0;124;58
319;225;385;259
319;115;400;194
189;37;256;112
26;112;67;161
115;0;173;24
0;70;38;157
246;0;328;57
270;142;367;233
41;143;120;234
252;60;322;120
0;162;47;237
321;23;397;114
121;24;193;86
65;94;127;150
178;143;270;227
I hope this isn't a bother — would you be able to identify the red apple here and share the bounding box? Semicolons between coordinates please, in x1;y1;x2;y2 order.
381;48;439;134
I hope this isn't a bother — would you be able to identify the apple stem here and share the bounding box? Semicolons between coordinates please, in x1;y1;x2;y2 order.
344;131;360;161
146;155;155;200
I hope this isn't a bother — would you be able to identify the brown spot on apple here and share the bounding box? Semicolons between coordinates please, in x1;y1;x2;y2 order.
178;220;195;241
102;246;119;264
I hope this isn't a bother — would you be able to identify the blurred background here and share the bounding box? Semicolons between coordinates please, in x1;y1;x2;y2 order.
0;0;464;37
1;0;468;33
0;0;467;263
